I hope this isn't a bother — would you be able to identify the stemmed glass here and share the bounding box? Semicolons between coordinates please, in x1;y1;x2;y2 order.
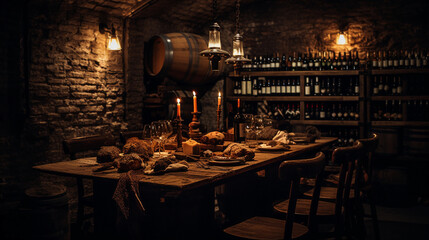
252;115;265;141
244;114;254;144
142;124;152;141
151;122;164;157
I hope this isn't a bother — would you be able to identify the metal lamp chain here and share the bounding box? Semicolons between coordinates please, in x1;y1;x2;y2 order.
235;0;240;34
213;0;218;22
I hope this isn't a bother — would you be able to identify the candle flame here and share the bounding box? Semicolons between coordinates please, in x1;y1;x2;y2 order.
193;91;196;96
177;98;180;103
218;92;221;97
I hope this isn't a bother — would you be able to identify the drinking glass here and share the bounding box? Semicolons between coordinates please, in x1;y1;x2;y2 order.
151;122;163;156
244;114;254;144
142;124;152;141
252;115;265;141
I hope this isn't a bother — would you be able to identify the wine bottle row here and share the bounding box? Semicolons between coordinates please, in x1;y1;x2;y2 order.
331;128;360;147
240;51;361;72
372;100;403;121
233;76;360;96
233;76;300;96
367;50;429;70
407;100;429;121
304;76;359;96
304;102;360;121
372;75;402;96
265;103;301;120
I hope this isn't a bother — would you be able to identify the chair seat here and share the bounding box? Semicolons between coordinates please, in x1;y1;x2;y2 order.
303;187;361;200
274;199;336;216
224;216;308;240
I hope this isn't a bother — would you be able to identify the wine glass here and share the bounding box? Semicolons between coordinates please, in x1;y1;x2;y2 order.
151;122;163;157
244;114;254;144
252;115;265;141
142;124;152;141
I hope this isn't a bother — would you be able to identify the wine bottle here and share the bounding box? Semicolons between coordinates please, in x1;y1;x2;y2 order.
373;76;379;95
309;52;314;70
241;76;247;95
295;104;301;120
266;79;271;95
337;103;343;120
314;77;320;96
354;51;360;70
320;104;326;119
305;77;311;96
292;52;297;71
297;53;303;70
286;79;292;95
320;78;326;96
276;79;281;95
281;79;286;95
302;53;308;70
271;79;277;95
354;77;360;96
378;76;384;95
261;77;266;95
233;99;245;142
295;79;301;95
305;103;310;119
252;78;258;96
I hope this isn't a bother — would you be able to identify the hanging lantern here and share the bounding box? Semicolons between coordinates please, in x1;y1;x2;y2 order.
225;0;251;72
200;0;230;71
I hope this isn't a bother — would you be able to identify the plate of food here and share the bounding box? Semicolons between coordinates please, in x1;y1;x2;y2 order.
256;141;291;151
207;156;245;166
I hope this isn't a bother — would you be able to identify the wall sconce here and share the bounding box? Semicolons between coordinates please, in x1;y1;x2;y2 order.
336;31;347;45
99;23;121;51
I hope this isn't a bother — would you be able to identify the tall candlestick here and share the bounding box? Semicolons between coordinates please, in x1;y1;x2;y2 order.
177;98;181;118
237;98;240;108
218;92;221;110
193;91;197;112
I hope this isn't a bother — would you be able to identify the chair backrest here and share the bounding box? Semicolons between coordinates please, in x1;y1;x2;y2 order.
331;141;364;232
279;152;325;240
357;133;379;184
119;131;143;144
63;135;115;160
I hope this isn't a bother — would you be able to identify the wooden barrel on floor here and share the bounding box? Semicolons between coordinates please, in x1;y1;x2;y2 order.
23;184;70;240
404;128;429;157
372;127;400;155
145;33;226;86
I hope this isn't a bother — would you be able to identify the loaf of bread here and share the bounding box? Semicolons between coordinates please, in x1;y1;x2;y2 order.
97;146;121;163
123;137;153;161
200;131;225;145
223;143;255;161
258;127;279;140
113;153;144;172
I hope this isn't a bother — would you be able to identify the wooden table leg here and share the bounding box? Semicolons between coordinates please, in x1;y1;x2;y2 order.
93;179;117;240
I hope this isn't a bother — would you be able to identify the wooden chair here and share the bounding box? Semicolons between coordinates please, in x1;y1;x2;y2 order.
353;133;380;240
63;135;115;232
119;130;143;144
223;152;325;240
274;141;364;238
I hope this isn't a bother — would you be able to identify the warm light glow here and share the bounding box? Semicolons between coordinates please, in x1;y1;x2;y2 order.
177;98;181;118
177;98;180;104
337;33;347;45
192;91;197;112
218;92;221;98
232;34;244;57
193;91;196;96
108;35;121;50
208;23;221;49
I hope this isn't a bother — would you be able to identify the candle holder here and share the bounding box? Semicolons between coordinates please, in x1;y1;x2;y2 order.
175;117;183;151
216;108;222;132
189;112;202;140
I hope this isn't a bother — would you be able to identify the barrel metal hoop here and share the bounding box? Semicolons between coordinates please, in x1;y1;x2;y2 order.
186;33;202;85
162;35;174;77
180;32;194;83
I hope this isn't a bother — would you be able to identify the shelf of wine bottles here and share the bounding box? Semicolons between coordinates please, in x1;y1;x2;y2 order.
231;75;360;97
319;126;360;147
366;50;429;70
304;76;360;96
240;51;362;72
407;100;429;121
232;76;300;96
304;102;360;121
371;100;403;121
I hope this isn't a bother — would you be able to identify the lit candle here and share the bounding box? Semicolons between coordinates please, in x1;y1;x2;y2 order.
218;92;221;110
177;98;181;118
237;98;240;108
193;91;197;112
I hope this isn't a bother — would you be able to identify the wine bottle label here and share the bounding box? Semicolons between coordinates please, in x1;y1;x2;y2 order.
315;85;320;94
247;82;252;94
399;59;404;66
281;86;286;94
394;60;399;67
342;61;347;66
355;86;359;94
239;123;246;138
382;60;388;68
392;88;397;94
332;113;337;118
292;62;297;67
378;84;383;91
291;86;296;93
405;59;410;66
253;89;258;96
416;59;422;67
423;59;428;66
296;86;300;93
271;86;276;94
305;86;310;95
238;89;241;95
309;62;314;68
321;89;326;94
262;87;266;95
242;83;246;95
350;112;355;117
355;113;359;119
234;89;237;95
344;112;348;118
286;86;291;93
397;113;403;120
320;112;326;119
388;60;393;66
397;86;402;94
297;62;302;67
315;62;320;67
372;61;377;67
410;59;415;66
266;88;271;94
338;112;343;118
378;61;382;68
384;85;389;91
275;62;280;68
373;88;379;94
276;86;281;93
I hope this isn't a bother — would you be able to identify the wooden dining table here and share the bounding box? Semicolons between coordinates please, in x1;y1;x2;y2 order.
33;137;336;240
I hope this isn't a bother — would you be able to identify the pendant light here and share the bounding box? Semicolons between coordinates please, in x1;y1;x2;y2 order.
225;0;251;72
200;0;230;71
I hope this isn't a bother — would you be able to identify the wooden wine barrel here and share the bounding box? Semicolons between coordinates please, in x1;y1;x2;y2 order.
145;33;225;86
23;184;70;240
404;128;429;157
